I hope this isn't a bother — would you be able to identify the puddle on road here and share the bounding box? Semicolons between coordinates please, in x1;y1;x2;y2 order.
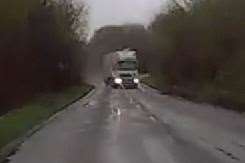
149;115;158;123
112;107;121;116
232;141;245;151
84;120;92;125
83;100;97;108
136;104;141;109
215;147;240;161
129;98;134;104
83;102;90;107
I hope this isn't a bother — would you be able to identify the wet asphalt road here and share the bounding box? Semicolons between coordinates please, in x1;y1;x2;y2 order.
9;84;245;163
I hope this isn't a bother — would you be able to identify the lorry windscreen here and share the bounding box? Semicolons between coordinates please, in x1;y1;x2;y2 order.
118;61;137;71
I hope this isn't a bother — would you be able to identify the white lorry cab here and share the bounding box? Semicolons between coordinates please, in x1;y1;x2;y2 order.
103;49;139;89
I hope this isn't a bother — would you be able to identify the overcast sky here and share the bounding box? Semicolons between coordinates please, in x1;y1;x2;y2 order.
76;0;166;36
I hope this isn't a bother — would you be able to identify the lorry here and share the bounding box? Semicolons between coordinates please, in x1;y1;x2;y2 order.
103;49;139;89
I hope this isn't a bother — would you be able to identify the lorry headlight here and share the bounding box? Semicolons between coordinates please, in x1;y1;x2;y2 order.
133;78;139;84
114;78;122;84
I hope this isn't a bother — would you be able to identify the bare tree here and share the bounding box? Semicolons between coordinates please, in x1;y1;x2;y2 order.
171;0;193;11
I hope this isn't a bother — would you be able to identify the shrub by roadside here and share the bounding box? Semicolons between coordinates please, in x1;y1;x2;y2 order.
147;0;245;113
0;0;88;113
142;77;245;113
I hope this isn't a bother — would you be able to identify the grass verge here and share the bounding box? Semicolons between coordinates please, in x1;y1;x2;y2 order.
142;77;245;113
141;77;159;90
0;85;93;154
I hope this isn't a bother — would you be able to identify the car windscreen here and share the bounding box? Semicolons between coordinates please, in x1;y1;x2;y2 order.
118;61;137;71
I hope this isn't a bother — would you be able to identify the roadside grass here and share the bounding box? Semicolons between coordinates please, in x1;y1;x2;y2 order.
0;85;92;150
141;77;158;89
143;76;245;113
141;76;169;93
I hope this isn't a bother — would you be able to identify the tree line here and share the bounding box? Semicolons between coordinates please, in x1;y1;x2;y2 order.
0;0;88;114
87;24;152;76
149;0;245;111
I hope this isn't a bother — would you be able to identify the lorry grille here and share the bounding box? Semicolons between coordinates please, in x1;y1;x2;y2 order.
122;78;133;84
119;74;134;84
120;74;132;78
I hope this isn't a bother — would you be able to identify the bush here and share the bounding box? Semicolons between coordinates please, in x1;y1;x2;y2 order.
0;0;88;114
150;0;245;111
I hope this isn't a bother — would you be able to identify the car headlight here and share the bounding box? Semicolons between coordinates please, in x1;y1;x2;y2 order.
114;78;122;84
133;78;139;84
